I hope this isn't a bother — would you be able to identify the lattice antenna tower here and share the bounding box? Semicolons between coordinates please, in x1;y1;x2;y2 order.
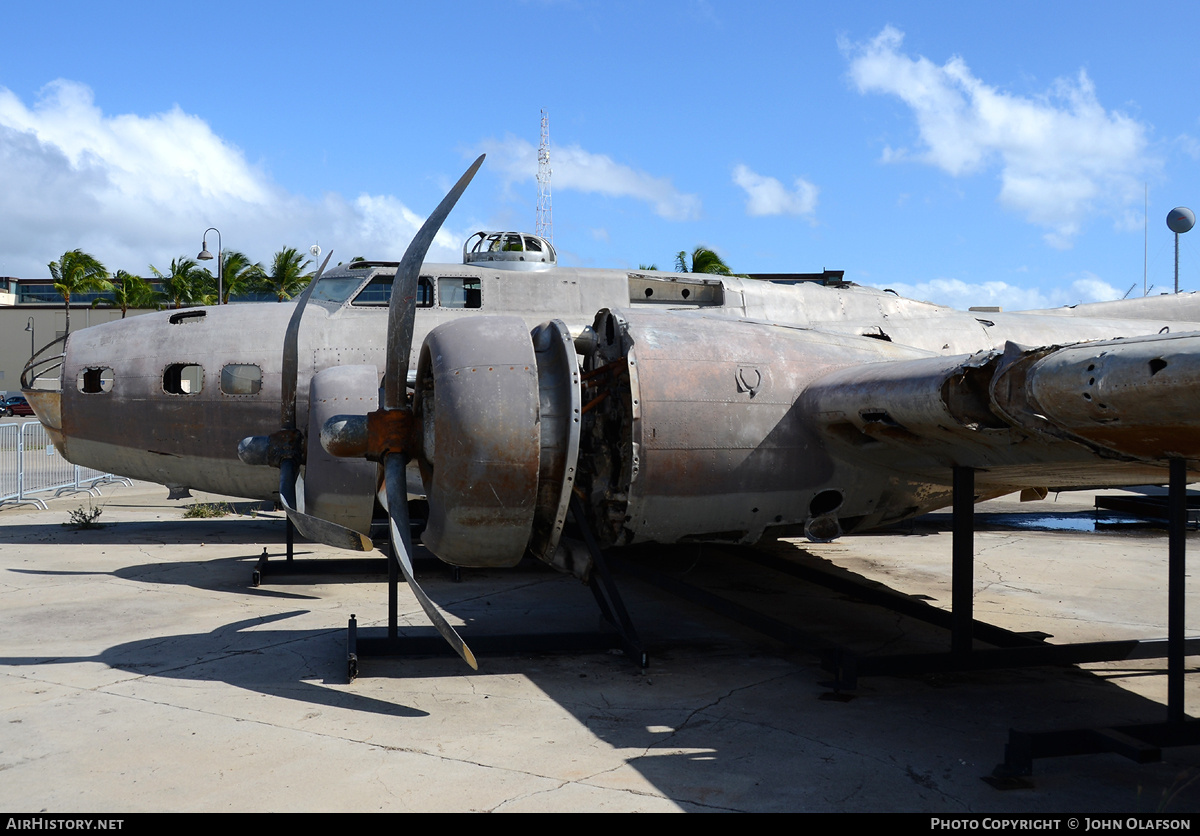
536;109;553;243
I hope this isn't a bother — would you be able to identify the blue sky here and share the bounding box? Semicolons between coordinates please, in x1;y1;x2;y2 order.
3;1;1200;309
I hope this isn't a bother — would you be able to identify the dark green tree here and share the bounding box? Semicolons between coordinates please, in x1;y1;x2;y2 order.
93;270;161;317
197;250;264;304
150;258;208;309
255;247;313;301
674;246;734;276
49;250;112;335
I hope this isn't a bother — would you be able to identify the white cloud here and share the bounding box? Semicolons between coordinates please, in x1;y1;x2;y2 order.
868;272;1125;311
478;136;701;221
732;164;818;218
0;80;467;278
843;27;1152;248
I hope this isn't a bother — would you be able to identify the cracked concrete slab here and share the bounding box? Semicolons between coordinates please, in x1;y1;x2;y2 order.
1;481;1198;812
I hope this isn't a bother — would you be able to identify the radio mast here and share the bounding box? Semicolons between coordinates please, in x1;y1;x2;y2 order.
536;109;553;244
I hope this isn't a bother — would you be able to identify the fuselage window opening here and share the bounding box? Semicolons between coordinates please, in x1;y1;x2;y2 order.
350;275;435;308
163;363;203;395
220;364;262;395
438;276;482;309
77;367;114;394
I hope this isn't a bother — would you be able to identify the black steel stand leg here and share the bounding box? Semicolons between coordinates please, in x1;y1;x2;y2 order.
388;546;400;642
990;459;1197;785
952;465;975;657
286;517;295;561
1169;457;1187;725
570;496;648;668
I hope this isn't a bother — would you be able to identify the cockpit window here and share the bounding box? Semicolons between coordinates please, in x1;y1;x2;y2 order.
310;275;364;304
438;277;482;309
350;275;435;307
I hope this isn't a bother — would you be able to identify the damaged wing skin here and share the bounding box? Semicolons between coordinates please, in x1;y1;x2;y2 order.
799;332;1200;500
1011;332;1200;461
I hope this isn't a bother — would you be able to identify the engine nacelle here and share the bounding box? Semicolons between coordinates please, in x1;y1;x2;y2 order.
414;317;580;568
302;364;380;535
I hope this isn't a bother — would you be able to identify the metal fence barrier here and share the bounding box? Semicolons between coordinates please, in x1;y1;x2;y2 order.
0;420;129;509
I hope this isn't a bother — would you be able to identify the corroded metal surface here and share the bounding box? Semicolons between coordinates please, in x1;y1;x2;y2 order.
304;364;379;534
415;316;541;567
1022;332;1200;460
527;319;582;571
29;231;1200;571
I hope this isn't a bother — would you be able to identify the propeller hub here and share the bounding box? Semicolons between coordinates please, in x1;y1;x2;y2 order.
365;408;418;463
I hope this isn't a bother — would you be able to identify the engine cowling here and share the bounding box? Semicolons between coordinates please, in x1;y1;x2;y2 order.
302;364;381;534
414;317;580;568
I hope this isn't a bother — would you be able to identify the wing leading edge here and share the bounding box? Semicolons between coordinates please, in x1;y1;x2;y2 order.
799;331;1200;489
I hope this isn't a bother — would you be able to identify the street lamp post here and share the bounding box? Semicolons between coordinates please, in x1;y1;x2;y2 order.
197;227;222;305
24;316;34;361
1167;208;1195;294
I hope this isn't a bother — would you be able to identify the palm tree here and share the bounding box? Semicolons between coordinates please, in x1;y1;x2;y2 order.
199;250;264;305
49;250;112;336
92;270;161;317
674;246;734;276
255;247;313;301
150;258;207;309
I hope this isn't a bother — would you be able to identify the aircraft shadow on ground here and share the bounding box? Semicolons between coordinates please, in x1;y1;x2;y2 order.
0;513;290;545
0;610;428;718
5;527;1200;810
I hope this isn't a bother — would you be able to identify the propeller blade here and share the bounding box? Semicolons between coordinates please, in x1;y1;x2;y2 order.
384;454;477;670
385;154;485;409
278;490;373;552
274;250;335;515
282;250;334;430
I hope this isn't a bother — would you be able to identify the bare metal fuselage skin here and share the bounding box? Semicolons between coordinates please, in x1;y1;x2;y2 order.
43;259;626;500
31;258;1200;552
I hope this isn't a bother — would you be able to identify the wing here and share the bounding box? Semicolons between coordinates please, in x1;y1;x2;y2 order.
798;331;1200;490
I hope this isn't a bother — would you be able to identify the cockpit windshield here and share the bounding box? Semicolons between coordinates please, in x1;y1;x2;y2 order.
350;274;435;307
310;275;364;304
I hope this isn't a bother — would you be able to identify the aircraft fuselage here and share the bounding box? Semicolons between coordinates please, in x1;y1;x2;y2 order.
27;253;1200;549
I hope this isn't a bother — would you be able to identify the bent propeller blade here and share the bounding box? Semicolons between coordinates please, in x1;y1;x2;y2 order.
279;491;374;552
385;154;485;409
385;454;478;670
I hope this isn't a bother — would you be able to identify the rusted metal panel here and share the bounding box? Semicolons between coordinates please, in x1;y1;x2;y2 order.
415;317;541;567
1022;332;1200;460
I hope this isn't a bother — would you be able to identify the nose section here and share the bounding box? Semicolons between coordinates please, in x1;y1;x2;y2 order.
20;334;68;447
22;389;64;444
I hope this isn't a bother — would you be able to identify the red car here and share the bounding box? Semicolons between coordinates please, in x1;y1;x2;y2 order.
2;396;34;417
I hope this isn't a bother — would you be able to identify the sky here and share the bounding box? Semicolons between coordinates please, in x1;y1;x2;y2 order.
3;1;1200;310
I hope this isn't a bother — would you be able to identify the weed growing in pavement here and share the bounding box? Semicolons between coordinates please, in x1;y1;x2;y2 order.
64;503;104;529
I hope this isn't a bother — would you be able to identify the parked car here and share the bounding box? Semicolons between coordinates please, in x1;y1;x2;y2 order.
2;395;34;417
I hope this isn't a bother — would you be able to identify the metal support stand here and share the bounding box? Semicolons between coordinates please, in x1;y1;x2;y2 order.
346;500;647;680
252;516;388;586
823;466;1199;692
252;517;295;585
952;466;974;657
614;464;1198;712
571;495;648;668
991;457;1198;784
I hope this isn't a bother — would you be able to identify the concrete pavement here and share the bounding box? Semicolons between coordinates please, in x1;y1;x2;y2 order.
1;480;1198;812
